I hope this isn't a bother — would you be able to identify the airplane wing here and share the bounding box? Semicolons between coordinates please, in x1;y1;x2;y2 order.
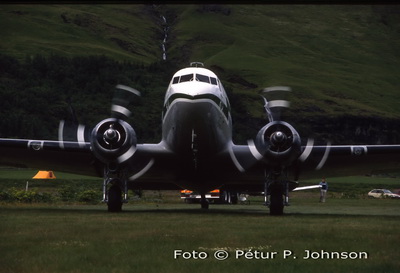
0;138;174;180
0;138;100;176
230;143;400;180
298;144;400;179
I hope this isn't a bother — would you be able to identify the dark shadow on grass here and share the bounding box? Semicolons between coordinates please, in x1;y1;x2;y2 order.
1;203;397;218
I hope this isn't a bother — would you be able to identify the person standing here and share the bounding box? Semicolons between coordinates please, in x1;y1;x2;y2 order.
319;178;328;202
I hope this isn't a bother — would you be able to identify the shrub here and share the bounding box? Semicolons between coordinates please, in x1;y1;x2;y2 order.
0;188;54;203
58;185;77;201
77;190;101;204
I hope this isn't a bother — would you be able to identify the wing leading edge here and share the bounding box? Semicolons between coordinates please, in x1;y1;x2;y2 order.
0;138;99;177
0;138;175;180
229;143;400;180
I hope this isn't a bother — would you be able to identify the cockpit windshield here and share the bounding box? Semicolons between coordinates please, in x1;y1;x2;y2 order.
179;74;193;82
172;73;218;85
196;74;210;83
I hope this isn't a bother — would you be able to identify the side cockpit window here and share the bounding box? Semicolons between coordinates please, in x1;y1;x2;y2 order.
172;77;180;84
210;77;217;85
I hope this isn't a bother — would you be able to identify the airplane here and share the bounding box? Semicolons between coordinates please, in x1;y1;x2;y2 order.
1;62;400;215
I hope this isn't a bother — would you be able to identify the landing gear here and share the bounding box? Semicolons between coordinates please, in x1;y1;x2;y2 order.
269;189;284;216
201;199;209;209
200;192;209;209
107;185;122;212
264;169;290;216
102;171;129;212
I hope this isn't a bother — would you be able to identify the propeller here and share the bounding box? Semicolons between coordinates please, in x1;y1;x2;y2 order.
261;86;291;122
229;86;301;172
58;85;141;169
58;102;90;149
90;85;141;168
111;84;141;120
58;120;90;149
262;86;332;172
234;85;332;181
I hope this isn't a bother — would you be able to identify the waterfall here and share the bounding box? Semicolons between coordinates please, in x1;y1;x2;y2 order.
161;15;169;61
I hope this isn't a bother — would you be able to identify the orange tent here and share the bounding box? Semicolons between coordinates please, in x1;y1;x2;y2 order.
32;171;56;179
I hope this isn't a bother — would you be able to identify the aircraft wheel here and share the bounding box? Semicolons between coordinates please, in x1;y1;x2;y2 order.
108;185;122;212
201;199;209;209
231;193;238;204
269;193;284;216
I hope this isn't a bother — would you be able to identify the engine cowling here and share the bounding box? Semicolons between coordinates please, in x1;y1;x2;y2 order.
255;121;301;166
91;118;137;169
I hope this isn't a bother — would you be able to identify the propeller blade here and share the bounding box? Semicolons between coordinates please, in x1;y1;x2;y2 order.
58;120;90;149
111;105;131;119
260;86;291;122
296;139;333;178
263;86;292;93
111;84;141;120
58;120;65;149
315;141;332;170
128;158;155;181
261;96;274;123
116;84;141;97
77;124;87;148
299;138;315;162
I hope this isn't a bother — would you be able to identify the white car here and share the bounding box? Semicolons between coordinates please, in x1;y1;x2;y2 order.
368;189;400;199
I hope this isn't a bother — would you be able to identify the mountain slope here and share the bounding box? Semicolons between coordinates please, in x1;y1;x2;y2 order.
0;5;161;63
0;4;399;143
169;5;400;119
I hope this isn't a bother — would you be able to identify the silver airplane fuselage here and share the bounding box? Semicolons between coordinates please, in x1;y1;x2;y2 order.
160;67;234;190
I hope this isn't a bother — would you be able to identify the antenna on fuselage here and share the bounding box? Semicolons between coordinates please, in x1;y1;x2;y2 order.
190;62;204;67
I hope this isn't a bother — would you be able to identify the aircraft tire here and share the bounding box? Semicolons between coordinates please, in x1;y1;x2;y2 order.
269;193;284;216
231;192;238;204
108;185;123;212
201;199;209;209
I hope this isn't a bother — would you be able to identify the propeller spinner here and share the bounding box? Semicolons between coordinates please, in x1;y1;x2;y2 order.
90;85;141;169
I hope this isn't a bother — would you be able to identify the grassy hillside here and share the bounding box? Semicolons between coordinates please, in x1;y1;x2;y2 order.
0;4;399;142
0;5;160;63
169;5;400;119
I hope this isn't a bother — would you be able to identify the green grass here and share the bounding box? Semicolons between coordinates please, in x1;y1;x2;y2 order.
0;169;399;272
0;199;399;273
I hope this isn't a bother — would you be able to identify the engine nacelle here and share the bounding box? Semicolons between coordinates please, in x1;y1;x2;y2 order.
91;118;137;169
255;121;301;166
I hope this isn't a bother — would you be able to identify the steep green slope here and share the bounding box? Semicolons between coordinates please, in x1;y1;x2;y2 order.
170;5;400;119
0;4;160;63
0;4;399;143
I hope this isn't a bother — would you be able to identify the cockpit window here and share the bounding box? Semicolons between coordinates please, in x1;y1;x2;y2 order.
172;73;219;86
196;74;210;83
179;74;193;83
172;77;179;84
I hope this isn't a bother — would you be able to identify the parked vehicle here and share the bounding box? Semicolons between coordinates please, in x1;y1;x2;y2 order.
368;189;400;199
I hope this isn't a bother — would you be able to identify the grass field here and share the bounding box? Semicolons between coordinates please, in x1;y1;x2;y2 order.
1;168;399;272
1;197;399;273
